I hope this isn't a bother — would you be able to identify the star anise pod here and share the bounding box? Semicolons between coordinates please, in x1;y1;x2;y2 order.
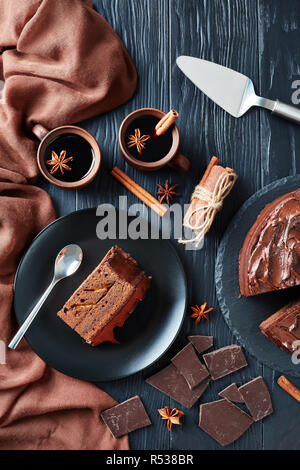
127;128;151;155
157;406;184;431
46;150;73;176
190;302;213;324
156;180;179;205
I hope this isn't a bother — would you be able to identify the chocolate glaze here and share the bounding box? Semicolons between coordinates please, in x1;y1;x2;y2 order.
239;189;300;296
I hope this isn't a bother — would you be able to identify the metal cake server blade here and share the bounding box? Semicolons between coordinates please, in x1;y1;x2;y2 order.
176;56;300;124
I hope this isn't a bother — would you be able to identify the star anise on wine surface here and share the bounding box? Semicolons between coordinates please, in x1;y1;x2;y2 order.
46;150;73;176
190;302;213;324
156;180;179;205
127;128;151;155
157;406;184;431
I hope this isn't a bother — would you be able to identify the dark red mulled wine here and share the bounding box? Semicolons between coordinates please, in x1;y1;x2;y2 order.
125;115;173;162
44;133;94;182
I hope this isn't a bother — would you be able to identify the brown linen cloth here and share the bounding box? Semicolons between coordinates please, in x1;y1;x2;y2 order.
0;0;137;449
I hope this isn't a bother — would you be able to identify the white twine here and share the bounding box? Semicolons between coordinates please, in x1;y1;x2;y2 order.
179;170;237;247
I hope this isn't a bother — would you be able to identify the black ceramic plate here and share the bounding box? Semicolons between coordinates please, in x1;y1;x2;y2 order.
216;175;300;377
14;209;187;382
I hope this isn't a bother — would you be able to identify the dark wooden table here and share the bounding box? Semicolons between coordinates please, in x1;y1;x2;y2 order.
39;0;300;450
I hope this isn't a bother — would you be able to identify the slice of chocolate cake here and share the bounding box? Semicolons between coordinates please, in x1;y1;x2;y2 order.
57;246;151;346
239;189;300;297
259;299;300;354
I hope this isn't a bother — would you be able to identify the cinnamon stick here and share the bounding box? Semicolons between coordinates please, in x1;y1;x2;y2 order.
153;109;179;137
111;166;168;217
277;375;300;403
198;156;220;186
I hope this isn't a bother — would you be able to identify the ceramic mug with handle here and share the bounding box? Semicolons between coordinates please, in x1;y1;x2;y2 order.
118;108;190;172
33;124;101;189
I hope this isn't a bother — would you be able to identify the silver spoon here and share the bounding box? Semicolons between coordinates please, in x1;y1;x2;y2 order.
9;244;83;350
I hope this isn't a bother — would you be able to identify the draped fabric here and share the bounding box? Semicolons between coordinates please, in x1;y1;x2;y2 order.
0;0;137;449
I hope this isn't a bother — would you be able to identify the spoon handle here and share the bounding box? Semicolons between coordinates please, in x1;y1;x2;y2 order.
9;280;56;350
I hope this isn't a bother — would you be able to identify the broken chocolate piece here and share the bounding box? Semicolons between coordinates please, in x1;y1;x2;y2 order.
188;335;214;354
199;399;253;446
239;376;273;422
101;396;151;438
146;364;210;409
203;345;247;380
171;343;210;389
218;383;244;403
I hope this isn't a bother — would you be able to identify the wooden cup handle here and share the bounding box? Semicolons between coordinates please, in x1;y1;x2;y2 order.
168;152;190;172
32;124;49;141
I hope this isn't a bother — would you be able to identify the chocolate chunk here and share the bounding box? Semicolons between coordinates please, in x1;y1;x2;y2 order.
238;376;273;422
199;399;253;446
218;383;244;403
101;396;151;438
203;345;248;380
171;343;210;389
188;335;214;354
146;364;210;409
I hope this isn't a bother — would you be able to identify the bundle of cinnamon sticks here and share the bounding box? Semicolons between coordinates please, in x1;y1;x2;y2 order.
179;156;237;247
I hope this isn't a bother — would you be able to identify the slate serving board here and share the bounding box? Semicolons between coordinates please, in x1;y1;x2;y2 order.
215;175;300;377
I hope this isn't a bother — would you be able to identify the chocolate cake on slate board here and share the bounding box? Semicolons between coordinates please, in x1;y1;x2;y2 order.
57;246;151;346
259;299;300;354
239;189;300;297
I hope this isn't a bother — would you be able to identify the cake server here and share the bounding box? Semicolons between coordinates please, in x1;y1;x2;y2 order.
176;56;300;124
9;244;83;350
